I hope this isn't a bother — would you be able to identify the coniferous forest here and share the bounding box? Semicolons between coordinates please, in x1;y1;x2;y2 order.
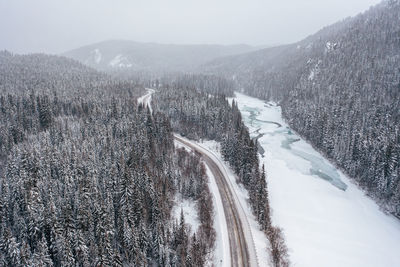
0;52;216;266
0;52;286;266
203;0;400;217
1;0;399;266
153;86;289;266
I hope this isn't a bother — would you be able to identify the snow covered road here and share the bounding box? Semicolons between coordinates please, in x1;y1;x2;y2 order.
139;89;261;266
174;135;259;267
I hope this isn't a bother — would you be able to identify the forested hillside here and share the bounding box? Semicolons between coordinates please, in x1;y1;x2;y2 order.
153;86;289;266
159;73;235;96
0;51;111;97
202;0;400;216
0;53;215;266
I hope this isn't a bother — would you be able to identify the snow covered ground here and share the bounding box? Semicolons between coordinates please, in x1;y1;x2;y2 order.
233;92;400;267
109;54;133;68
137;88;154;113
175;140;231;266
205;164;230;266
146;90;232;266
172;195;200;233
198;140;270;267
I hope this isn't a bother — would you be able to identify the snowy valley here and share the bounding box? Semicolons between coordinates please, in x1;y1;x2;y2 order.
234;93;400;267
1;0;399;266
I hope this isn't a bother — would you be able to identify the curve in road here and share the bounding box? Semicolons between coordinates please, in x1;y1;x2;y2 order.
175;136;259;267
139;89;259;267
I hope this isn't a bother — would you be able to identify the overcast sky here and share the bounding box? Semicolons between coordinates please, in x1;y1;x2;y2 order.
0;0;382;54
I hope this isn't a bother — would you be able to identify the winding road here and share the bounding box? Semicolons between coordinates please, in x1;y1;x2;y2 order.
139;89;259;267
175;136;258;267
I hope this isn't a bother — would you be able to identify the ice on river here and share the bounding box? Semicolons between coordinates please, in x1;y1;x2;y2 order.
234;92;400;267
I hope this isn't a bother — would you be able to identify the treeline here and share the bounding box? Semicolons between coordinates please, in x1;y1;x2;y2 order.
0;94;176;266
281;1;400;216
174;148;215;266
203;0;400;217
112;69;236;96
0;53;215;266
0;51;144;159
160;73;235;96
0;51;121;98
153;86;289;266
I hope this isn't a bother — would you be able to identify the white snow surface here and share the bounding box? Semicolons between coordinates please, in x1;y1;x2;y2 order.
325;41;338;52
175;140;231;267
233;92;400;267
93;49;102;63
172;194;200;233
109;54;133;68
308;70;315;81
308;60;321;81
205;164;230;267
137;88;154;113
197;140;270;267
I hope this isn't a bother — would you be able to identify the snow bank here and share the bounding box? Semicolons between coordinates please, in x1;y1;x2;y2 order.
205;164;230;267
199;141;270;267
175;140;231;266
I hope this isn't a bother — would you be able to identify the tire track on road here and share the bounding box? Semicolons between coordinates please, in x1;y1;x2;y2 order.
175;136;258;267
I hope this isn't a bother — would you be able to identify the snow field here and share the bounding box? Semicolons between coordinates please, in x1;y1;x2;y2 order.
234;92;400;267
171;195;201;233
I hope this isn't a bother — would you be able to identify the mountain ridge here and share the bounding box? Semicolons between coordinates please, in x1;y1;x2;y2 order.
62;40;261;72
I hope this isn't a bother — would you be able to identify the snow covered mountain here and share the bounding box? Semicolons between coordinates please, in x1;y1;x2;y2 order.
200;15;357;96
63;40;258;72
0;51;109;96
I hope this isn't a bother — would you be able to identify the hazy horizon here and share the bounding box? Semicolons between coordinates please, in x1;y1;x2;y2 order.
0;0;382;54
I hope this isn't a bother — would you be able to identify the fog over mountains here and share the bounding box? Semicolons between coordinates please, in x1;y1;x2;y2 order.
63;40;259;72
62;0;400;217
0;0;399;266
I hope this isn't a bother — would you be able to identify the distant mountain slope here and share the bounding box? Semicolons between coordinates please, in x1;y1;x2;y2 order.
203;0;400;216
63;40;258;72
0;51;102;79
201;14;356;99
0;50;216;266
0;51;145;101
0;51;106;95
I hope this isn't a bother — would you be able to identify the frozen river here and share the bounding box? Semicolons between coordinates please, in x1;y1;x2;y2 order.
241;103;347;191
234;92;400;267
